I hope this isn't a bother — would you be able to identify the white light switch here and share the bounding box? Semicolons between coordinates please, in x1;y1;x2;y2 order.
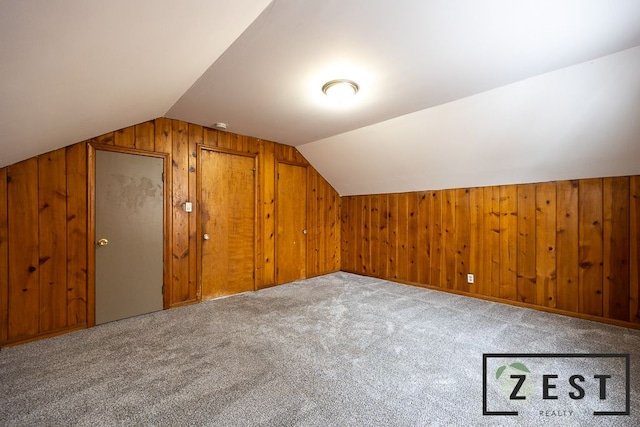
185;202;193;212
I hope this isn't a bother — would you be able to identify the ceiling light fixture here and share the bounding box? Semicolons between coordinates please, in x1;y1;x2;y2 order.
322;79;359;103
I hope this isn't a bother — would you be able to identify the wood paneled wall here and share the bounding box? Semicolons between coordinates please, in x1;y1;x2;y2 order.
341;177;640;327
0;146;88;344
307;167;341;278
0;118;340;345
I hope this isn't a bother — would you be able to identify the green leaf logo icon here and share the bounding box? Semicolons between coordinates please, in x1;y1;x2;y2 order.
495;362;530;379
510;362;530;373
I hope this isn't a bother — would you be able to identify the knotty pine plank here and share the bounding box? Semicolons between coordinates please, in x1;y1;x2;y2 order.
306;168;318;277
91;131;114;146
244;134;254;153
7;158;40;339
516;184;536;304
361;196;370;275
317;173;327;274
65;143;87;327
378;194;390;278
217;130;233;150
236;134;248;153
361;196;371;275
349;196;360;272
203;127;219;148
556;180;579;312
0;167;8;343
302;188;317;273
352;196;362;274
535;182;557;308
578;178;604;317
171;120;191;303
407;193;419;282
154;119;172;305
468;187;483;295
417;192;430;285
348;196;359;272
396;194;409;281
454;188;470;292
292;147;307;165
429;191;443;287
602;177;630;321
231;132;244;152
388;194;399;279
442;189;456;289
489;186;502;298
262;141;276;287
134;121;155;151
340;196;350;272
114;126;135;149
320;176;333;273
499;185;517;301
252;137;263;286
275;143;289;161
321;180;334;273
483;186;501;298
630;176;640;323
223;130;236;150
188;124;202;299
369;195;380;276
331;186;341;272
38;149;68;332
154;118;173;154
350;195;359;274
245;134;255;154
275;144;303;164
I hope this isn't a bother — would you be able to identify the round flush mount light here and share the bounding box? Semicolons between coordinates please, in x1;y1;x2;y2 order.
322;79;359;103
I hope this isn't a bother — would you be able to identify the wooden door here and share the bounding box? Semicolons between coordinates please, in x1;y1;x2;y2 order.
95;150;164;324
199;148;256;300
276;163;307;284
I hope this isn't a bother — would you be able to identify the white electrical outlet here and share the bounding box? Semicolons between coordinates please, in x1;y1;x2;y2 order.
467;274;474;284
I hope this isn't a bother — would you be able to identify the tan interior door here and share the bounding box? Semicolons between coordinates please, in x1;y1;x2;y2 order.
276;163;307;284
95;150;164;324
200;149;256;299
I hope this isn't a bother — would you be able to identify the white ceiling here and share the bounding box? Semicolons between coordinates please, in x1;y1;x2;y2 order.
0;0;272;167
2;1;640;195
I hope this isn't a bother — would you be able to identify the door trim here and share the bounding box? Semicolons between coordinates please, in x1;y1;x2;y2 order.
274;160;308;285
196;145;258;301
87;143;171;327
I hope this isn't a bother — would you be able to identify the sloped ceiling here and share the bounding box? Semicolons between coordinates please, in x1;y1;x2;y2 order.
2;1;640;195
301;46;640;195
0;0;272;167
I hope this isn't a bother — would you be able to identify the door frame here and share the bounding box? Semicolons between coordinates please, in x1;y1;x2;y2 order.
274;160;308;285
196;145;258;301
87;143;171;327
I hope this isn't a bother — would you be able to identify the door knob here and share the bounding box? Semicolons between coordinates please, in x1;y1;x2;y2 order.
302;229;307;235
203;234;210;240
97;238;109;247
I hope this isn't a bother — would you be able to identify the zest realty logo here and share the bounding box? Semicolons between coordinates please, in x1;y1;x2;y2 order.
483;353;630;417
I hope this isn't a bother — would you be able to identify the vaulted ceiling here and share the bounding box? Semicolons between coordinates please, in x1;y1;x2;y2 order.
2;1;640;195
